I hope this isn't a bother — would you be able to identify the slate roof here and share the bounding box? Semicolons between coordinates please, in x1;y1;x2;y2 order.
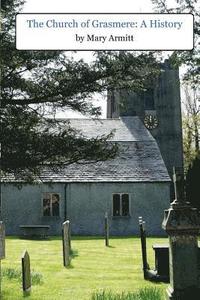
3;117;170;183
63;116;155;142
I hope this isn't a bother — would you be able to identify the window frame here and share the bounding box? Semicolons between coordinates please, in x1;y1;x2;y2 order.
112;193;131;217
42;192;61;217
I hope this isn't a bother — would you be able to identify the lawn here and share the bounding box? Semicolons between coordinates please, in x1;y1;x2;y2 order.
1;237;168;300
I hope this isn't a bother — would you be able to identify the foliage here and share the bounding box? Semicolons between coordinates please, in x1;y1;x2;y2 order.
92;288;163;300
1;0;160;179
2;236;167;300
69;248;79;258
152;0;200;85
182;85;200;171
152;1;200;173
186;154;200;210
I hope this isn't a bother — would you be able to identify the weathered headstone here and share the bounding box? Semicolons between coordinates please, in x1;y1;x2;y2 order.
62;220;70;267
105;212;109;247
138;216;148;279
22;250;31;292
162;167;200;300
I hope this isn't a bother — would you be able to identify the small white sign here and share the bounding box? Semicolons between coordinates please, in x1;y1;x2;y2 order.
16;13;194;50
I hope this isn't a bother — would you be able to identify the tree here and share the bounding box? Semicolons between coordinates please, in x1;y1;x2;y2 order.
0;0;160;180
152;0;200;172
186;154;200;210
152;0;200;85
182;85;200;171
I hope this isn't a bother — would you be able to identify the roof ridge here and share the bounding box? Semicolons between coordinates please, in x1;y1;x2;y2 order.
45;116;139;121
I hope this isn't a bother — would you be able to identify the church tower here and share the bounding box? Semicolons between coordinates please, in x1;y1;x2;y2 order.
107;59;184;182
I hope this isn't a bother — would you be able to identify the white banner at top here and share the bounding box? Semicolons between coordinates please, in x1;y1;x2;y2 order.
16;13;194;50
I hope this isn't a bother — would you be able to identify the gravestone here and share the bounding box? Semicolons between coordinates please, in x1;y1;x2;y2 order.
22;250;31;292
139;217;169;282
163;167;200;300
62;220;70;267
104;212;109;247
138;216;148;279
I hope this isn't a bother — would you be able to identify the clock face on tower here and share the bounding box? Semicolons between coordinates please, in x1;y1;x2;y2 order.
144;114;159;129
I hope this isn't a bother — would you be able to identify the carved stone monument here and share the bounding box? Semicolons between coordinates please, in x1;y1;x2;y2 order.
62;220;70;267
105;212;109;247
22;250;31;292
162;167;200;300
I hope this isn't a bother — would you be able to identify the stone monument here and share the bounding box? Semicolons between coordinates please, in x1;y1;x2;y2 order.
162;167;200;300
22;250;31;293
105;212;109;247
62;220;70;267
138;216;148;279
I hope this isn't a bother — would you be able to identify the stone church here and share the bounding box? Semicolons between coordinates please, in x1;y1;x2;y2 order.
2;60;183;236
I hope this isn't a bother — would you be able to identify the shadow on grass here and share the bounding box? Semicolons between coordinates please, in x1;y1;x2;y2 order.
23;290;31;298
6;235;169;242
65;263;74;269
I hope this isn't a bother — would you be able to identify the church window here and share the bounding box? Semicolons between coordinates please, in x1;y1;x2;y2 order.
112;193;130;216
43;193;60;216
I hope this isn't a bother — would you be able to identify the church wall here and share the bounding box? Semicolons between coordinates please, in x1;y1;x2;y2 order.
2;181;170;236
1;183;65;235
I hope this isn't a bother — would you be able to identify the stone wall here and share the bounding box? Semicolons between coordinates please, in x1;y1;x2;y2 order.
2;181;170;236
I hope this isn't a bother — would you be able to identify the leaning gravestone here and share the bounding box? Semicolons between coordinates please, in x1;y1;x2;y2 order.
105;212;109;247
62;220;70;267
22;250;31;293
0;222;5;297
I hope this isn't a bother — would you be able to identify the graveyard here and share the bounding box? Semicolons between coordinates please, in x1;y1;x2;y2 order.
2;1;199;299
1;236;167;300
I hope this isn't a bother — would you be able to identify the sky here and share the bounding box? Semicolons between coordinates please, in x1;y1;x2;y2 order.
23;0;154;13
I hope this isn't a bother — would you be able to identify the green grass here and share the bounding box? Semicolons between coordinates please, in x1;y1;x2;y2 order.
2;268;43;285
1;236;167;300
92;287;163;300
